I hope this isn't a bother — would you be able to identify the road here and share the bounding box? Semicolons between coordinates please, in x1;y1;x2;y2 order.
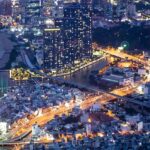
9;92;112;139
6;48;150;142
8;82;139;141
100;47;150;67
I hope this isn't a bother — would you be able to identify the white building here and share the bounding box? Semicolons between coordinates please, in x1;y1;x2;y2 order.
86;124;91;135
102;74;134;86
120;77;134;86
120;123;130;132
127;3;136;17
72;89;84;105
138;68;147;76
32;124;41;137
80;112;89;123
138;122;143;131
0;122;7;135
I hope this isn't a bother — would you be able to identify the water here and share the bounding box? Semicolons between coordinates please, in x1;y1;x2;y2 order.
65;57;108;86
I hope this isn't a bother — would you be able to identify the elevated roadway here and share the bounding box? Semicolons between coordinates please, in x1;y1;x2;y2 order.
7;79;150;143
3;48;150;144
100;47;150;67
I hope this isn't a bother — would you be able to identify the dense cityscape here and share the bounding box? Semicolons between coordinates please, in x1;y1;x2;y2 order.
0;0;150;150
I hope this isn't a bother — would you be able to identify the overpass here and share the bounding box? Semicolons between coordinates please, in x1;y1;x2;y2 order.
7;78;150;142
2;48;150;143
0;79;149;145
100;47;150;67
0;140;52;146
62;80;150;108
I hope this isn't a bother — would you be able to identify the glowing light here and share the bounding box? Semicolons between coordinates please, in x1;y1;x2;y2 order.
137;85;143;94
97;132;104;137
10;27;16;32
118;46;124;51
65;102;70;108
88;118;92;123
45;19;54;25
44;28;60;32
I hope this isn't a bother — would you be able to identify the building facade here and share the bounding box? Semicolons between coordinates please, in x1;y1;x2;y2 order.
0;0;12;16
63;1;92;66
21;0;93;71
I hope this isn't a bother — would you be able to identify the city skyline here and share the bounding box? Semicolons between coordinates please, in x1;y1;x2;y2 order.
0;0;150;150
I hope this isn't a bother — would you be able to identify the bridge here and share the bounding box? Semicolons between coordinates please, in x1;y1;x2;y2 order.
2;78;149;145
62;80;150;108
1;47;150;145
100;47;150;67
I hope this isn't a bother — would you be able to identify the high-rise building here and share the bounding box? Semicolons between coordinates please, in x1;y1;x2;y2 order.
115;0;129;16
41;0;65;70
63;3;82;65
40;0;92;70
11;0;22;22
63;1;92;65
0;71;9;95
81;1;93;59
24;0;43;25
127;2;136;18
43;18;64;70
0;0;12;16
21;0;92;71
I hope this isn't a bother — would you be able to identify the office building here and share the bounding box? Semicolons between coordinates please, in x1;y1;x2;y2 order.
24;0;43;25
43;18;64;70
81;0;93;58
63;1;92;65
11;0;22;22
21;0;92;71
0;0;12;16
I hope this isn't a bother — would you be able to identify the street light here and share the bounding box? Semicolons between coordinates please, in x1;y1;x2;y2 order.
118;46;124;51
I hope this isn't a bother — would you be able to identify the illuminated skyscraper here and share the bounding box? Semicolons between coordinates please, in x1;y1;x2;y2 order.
42;0;92;70
0;0;12;16
63;3;81;65
81;0;92;59
43;19;64;70
42;0;64;70
21;0;92;71
63;1;92;65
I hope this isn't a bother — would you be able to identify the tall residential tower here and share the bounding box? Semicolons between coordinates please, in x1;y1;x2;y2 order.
21;0;93;71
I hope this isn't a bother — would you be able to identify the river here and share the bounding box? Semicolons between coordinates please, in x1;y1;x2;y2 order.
64;57;108;87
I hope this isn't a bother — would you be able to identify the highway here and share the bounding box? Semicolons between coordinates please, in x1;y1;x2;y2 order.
100;47;150;67
8;80;143;142
9;92;113;140
4;47;150;144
